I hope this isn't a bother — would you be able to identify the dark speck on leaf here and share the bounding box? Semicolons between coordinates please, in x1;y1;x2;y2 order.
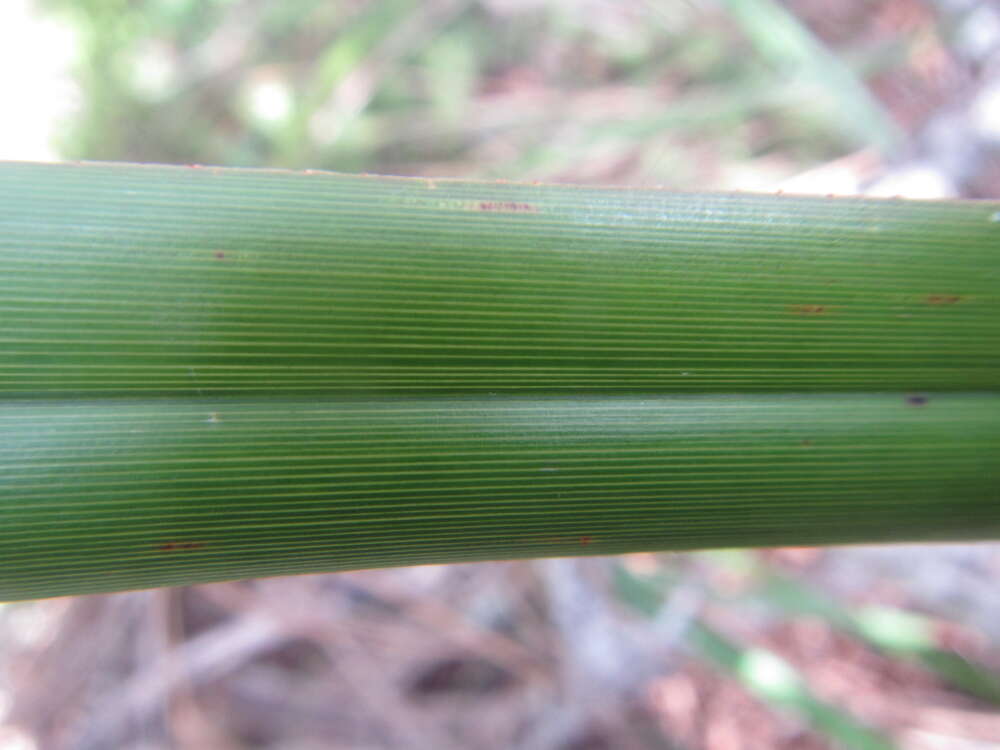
925;295;961;305
158;541;205;552
476;201;538;213
790;304;828;315
906;395;928;407
214;251;226;260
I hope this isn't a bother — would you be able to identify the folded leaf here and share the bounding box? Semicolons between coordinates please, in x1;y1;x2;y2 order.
1;162;998;599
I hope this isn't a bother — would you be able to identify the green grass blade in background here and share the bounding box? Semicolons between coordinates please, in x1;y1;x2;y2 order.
688;623;897;750
615;562;898;750
1;161;999;600
854;606;1000;705
725;563;1000;705
719;0;902;154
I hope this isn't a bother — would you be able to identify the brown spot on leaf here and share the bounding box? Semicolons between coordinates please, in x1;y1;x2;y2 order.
579;535;593;546
906;395;928;407
214;251;226;260
800;439;813;447
790;304;829;315
157;541;205;552
925;294;961;305
476;201;538;213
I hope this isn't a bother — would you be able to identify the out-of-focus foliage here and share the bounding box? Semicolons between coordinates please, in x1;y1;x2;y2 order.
38;0;911;184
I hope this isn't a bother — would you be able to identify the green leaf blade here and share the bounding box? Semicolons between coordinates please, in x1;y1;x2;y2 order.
2;161;998;397
1;161;998;599
2;393;998;599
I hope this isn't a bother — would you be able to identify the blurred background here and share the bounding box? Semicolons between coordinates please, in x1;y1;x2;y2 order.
1;0;1000;748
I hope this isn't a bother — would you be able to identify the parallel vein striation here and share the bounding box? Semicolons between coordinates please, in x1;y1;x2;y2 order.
2;162;999;395
2;394;998;599
1;161;999;599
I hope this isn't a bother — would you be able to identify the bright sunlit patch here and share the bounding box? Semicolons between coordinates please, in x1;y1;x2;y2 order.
958;3;1000;60
972;81;1000;141
0;0;79;161
0;727;37;750
5;603;61;650
131;40;177;100
739;648;800;701
854;606;932;652
245;70;292;126
866;164;957;199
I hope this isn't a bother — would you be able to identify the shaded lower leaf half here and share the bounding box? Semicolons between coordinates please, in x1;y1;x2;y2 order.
2;393;998;600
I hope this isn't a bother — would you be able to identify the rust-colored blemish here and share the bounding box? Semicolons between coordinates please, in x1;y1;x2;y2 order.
800;439;813;447
925;294;961;305
214;250;226;260
790;304;828;315
476;201;538;213
578;535;593;546
906;394;928;407
158;541;205;552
